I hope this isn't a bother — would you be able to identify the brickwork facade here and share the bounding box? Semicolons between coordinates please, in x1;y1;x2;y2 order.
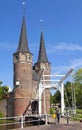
13;16;51;116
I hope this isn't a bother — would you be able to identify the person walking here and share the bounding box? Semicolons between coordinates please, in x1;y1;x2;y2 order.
55;107;60;124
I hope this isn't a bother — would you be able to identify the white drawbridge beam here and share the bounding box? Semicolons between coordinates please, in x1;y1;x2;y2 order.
38;67;75;115
58;67;75;85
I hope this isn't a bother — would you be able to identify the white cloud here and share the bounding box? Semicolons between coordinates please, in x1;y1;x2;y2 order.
8;87;12;92
0;42;16;50
51;66;72;75
51;58;82;75
47;42;82;53
70;58;82;68
54;42;82;51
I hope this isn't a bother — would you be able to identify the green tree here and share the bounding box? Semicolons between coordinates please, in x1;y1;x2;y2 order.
0;81;9;100
64;81;74;107
51;68;82;109
73;68;82;109
50;94;55;104
73;68;82;83
53;90;61;104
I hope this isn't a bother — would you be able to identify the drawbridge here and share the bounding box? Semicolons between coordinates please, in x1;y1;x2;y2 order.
34;67;75;116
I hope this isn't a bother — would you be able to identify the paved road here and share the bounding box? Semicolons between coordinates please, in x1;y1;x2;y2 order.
12;118;82;130
12;123;82;130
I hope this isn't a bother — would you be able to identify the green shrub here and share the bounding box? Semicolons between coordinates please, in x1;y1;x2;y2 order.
76;109;82;114
0;112;4;118
50;107;55;115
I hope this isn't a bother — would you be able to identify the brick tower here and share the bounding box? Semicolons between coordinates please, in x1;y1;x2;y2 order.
13;16;33;116
34;31;51;114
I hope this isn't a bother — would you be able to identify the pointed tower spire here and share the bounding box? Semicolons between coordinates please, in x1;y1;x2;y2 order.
13;1;33;117
37;31;49;63
16;16;31;53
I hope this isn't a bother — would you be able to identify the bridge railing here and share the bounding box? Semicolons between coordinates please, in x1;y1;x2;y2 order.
0;114;49;129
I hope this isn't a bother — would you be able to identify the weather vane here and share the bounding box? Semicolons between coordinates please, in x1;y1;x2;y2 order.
22;1;26;15
40;19;44;31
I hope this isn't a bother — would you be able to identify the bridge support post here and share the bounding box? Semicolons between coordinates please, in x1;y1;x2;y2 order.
20;115;23;128
45;113;48;125
38;83;42;115
61;83;65;116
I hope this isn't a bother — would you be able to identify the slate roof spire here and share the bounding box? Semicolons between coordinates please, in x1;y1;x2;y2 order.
37;31;49;63
16;16;31;53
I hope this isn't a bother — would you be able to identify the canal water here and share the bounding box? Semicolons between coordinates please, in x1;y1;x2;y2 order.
0;124;20;130
0;116;45;129
0;122;34;130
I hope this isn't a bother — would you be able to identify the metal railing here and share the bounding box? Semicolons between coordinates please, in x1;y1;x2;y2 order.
0;114;49;129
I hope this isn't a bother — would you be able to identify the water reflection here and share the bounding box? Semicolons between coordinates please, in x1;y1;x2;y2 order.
0;117;45;130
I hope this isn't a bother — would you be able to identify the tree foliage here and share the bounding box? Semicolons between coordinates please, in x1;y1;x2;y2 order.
50;90;61;106
0;81;9;100
74;82;82;108
73;68;82;108
73;68;82;83
50;68;82;109
64;81;72;107
54;90;61;103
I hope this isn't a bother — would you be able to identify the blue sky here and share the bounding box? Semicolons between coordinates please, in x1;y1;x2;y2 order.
0;0;82;91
